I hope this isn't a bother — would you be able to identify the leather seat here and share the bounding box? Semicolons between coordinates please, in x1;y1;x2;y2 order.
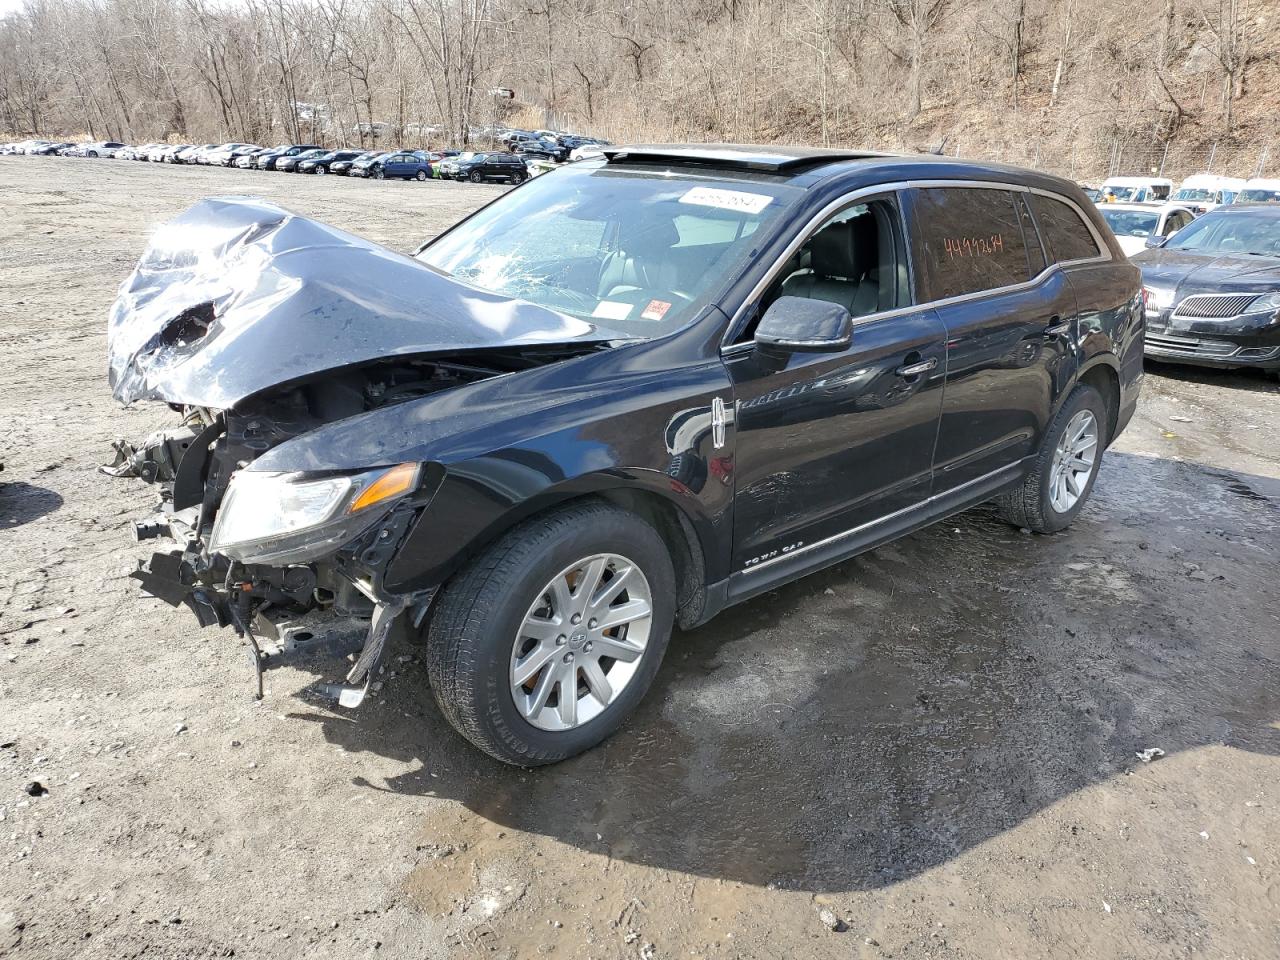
781;214;880;316
598;220;681;298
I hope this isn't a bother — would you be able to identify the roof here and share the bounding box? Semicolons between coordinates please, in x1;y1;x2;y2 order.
594;142;1090;199
1102;176;1174;186
601;143;899;173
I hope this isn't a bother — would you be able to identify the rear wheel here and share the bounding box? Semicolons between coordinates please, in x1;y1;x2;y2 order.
511;171;526;184
416;169;428;181
426;501;675;765
996;383;1107;533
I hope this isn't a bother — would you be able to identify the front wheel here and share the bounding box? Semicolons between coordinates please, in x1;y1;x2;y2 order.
996;383;1107;533
374;169;385;180
426;501;675;765
315;166;326;174
469;170;483;183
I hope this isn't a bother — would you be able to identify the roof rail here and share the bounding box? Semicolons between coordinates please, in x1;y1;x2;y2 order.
601;144;891;174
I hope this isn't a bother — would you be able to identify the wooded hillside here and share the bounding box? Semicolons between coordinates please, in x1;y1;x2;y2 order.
2;0;1276;181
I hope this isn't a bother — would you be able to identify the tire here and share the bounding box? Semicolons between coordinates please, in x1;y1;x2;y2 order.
469;170;483;183
511;172;526;184
416;169;428;181
374;169;385;180
87;151;98;158
315;166;325;174
426;501;676;766
996;383;1108;533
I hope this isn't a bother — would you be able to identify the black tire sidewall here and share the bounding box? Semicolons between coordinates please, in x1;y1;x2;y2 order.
469;170;483;182
435;508;675;763
1035;385;1107;532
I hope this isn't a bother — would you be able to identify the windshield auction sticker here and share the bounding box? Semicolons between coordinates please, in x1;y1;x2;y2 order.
679;187;773;214
592;300;633;320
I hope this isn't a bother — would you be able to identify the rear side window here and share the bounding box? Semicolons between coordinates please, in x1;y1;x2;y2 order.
1029;193;1103;263
911;187;1035;301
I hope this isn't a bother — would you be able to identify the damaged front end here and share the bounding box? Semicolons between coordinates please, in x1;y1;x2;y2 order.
108;383;445;706
105;198;623;705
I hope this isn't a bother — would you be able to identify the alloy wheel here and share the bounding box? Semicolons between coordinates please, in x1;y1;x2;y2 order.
510;554;653;731
1049;409;1098;513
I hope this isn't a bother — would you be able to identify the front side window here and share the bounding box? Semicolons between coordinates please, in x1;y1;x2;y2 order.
749;195;910;339
418;162;800;336
911;187;1036;301
1029;193;1104;263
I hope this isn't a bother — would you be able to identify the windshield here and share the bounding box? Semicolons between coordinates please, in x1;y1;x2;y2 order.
418;162;799;335
1100;209;1160;237
1104;186;1142;201
1174;188;1213;201
1166;210;1280;257
1238;189;1280;203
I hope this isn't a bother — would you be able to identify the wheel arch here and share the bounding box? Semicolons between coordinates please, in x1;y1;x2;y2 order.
388;471;716;630
1076;355;1121;446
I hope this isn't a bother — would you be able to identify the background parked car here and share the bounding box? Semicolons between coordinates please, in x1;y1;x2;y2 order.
1171;174;1245;213
30;141;74;155
348;152;390;177
369;150;433;180
1134;204;1280;376
276;148;327;172
296;148;362;174
1096;203;1198;256
256;144;322;170
329;150;377;175
176;144;217;164
205;142;257;166
1235;178;1280;203
69;141;126;158
450;151;528;183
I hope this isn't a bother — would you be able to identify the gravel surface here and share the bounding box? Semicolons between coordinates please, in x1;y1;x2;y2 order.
1;156;1278;959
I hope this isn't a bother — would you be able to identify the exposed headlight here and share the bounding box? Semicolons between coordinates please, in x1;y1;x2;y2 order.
209;462;420;565
1143;286;1174;313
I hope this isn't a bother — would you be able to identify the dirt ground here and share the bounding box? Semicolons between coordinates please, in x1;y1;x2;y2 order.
1;157;1278;960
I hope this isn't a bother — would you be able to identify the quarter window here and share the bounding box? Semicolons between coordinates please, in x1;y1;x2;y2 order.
911;188;1036;301
1029;193;1104;263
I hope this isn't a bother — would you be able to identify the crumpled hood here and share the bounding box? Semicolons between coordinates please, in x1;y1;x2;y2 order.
107;197;624;408
1133;247;1280;295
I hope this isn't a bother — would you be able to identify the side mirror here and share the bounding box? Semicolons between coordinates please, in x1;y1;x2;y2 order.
754;296;853;353
1145;235;1169;249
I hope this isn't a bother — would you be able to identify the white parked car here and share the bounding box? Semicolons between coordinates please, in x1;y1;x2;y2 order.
1235;178;1280;204
1171;174;1245;213
1100;176;1173;203
1096;202;1197;256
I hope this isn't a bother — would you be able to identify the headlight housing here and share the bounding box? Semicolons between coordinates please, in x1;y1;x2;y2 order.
1244;291;1280;315
209;462;420;565
1143;285;1174;314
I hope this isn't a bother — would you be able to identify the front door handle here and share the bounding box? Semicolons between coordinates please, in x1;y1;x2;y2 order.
895;356;938;378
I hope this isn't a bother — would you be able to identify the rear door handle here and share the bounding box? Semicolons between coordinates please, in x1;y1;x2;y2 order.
895;356;938;378
1045;316;1072;337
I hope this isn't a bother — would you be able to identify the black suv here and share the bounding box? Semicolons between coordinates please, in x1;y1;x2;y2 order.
106;145;1142;765
450;151;528;183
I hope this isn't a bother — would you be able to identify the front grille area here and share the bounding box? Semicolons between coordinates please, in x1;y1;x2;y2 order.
1145;333;1240;357
1172;293;1260;318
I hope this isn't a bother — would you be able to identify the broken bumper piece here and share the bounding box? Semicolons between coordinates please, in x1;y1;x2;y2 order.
131;546;431;707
